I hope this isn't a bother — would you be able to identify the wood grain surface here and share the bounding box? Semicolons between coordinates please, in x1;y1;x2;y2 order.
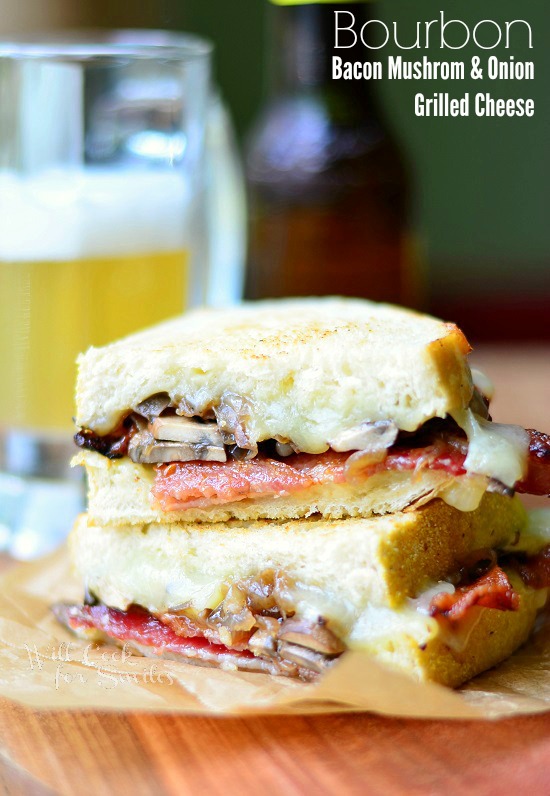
0;346;549;796
1;700;550;796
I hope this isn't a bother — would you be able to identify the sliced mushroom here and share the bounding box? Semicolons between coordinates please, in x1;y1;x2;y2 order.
151;415;224;447
131;413;148;432
134;393;171;423
278;618;345;655
128;429;226;464
275;441;294;457
175;396;196;417
277;642;335;674
330;419;398;453
248;618;281;657
487;478;515;498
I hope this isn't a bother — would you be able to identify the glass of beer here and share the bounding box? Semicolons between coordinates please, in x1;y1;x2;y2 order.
0;30;212;557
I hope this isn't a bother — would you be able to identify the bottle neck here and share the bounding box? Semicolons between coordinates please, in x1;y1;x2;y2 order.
267;2;371;94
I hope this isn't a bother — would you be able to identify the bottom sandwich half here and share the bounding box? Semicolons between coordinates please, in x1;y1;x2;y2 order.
53;494;550;688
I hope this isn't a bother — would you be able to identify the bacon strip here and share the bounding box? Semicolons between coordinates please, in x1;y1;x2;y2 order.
77;420;550;502
516;430;550;496
153;452;345;511
509;545;550;591
429;566;520;622
53;602;254;661
52;602;321;679
359;443;467;478
152;446;467;511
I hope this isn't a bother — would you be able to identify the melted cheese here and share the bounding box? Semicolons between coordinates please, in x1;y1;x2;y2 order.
348;603;438;650
451;408;529;488
438;474;488;512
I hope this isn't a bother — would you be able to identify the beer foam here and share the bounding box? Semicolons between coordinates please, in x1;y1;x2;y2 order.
0;169;190;261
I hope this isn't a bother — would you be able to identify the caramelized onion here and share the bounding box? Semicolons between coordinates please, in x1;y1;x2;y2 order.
209;584;256;632
457;548;497;584
277;642;334;673
214;392;257;457
487;479;515;497
439;474;488;512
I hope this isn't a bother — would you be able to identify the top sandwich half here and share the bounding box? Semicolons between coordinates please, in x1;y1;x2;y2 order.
74;298;549;525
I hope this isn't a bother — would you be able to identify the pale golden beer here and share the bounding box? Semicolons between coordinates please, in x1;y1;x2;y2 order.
0;31;213;555
0;250;188;431
0;169;193;433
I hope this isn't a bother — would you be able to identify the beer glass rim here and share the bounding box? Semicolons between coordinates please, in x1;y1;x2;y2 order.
0;28;213;62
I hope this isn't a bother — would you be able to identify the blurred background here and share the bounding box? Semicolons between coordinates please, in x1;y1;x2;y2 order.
1;0;547;340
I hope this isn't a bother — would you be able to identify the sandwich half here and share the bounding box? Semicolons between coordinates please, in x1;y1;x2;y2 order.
72;299;549;525
54;496;549;686
56;298;550;687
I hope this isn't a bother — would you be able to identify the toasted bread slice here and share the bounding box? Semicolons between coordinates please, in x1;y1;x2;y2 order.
75;298;473;451
55;573;543;688
75;448;462;525
65;496;543;688
70;494;526;615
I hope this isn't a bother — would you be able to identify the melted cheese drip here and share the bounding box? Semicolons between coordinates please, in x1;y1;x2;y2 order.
451;409;529;488
348;604;438;651
438;475;488;512
471;368;495;400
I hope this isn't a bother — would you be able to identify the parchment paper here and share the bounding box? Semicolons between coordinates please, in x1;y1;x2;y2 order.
0;548;549;719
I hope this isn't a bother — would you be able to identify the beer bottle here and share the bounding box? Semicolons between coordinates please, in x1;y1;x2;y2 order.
245;0;419;305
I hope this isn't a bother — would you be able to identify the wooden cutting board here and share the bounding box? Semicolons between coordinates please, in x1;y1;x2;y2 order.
0;698;550;795
1;346;549;795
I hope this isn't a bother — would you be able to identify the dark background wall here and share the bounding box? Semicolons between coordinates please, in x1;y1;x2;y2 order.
375;0;549;304
4;0;548;322
180;0;550;308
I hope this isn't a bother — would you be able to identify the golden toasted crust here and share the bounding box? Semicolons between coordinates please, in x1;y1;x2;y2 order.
75;298;474;451
362;573;542;688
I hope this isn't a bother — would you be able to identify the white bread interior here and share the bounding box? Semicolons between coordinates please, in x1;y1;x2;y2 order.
75;298;473;449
